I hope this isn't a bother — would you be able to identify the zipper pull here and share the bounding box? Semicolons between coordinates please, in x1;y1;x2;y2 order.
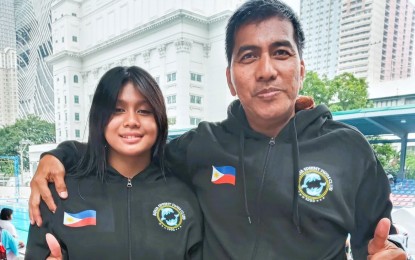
127;178;132;188
269;137;275;146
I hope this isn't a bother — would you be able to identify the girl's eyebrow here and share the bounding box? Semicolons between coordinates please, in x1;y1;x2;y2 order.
116;99;149;105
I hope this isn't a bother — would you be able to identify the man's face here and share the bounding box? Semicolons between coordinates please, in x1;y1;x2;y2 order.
226;17;305;135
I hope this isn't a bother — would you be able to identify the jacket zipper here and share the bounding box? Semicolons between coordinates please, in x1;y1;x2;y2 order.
251;137;276;259
127;178;132;260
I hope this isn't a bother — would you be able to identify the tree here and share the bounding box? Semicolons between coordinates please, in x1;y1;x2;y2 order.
371;143;399;174
301;71;333;106
329;73;371;112
405;152;415;179
0;115;55;174
300;71;372;112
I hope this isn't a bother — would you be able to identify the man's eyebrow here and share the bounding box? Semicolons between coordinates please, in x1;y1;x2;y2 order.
235;40;295;56
270;40;295;49
235;45;260;56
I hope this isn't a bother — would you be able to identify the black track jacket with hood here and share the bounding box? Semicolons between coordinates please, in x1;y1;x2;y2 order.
165;100;395;260
40;100;395;260
25;161;203;260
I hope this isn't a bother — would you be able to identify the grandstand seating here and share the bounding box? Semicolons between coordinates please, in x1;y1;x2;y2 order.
390;179;415;208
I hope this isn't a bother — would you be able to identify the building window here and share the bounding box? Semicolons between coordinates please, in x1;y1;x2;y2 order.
72;13;77;17
75;112;80;121
72;36;78;42
62;37;64;43
167;95;176;104
168;117;176;125
190;73;202;82
74;95;79;104
167;72;176;82
190;117;201;125
73;75;79;83
64;96;67;104
154;76;160;84
75;129;80;138
190;95;202;104
64;76;66;84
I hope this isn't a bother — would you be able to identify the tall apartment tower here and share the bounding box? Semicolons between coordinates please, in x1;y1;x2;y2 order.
15;0;55;123
0;0;16;50
0;0;18;126
0;48;19;127
301;0;342;79
301;0;415;86
48;0;242;143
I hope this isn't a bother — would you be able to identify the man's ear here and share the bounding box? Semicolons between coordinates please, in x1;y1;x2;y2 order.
226;67;237;96
299;60;305;90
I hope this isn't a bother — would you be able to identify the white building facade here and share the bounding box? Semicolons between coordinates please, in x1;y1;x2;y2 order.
48;0;241;143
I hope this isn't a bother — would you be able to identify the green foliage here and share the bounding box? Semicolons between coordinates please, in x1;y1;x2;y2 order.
405;152;415;179
301;71;332;106
0;159;15;176
329;73;372;112
371;143;398;168
0;115;55;174
300;71;372;112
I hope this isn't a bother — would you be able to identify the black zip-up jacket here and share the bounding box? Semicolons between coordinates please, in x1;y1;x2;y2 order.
39;100;395;260
25;162;203;260
165;100;395;260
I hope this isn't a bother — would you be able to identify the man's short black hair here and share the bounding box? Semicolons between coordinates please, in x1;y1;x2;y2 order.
225;0;305;66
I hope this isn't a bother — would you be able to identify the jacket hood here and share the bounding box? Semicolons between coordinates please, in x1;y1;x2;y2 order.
223;99;332;139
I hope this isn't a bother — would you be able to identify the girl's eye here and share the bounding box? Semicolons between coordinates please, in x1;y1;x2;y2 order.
114;108;125;113
137;109;153;115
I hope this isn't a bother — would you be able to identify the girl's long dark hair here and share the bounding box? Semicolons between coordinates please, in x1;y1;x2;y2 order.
75;66;168;181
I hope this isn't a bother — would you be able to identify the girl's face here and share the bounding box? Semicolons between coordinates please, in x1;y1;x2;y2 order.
105;82;158;163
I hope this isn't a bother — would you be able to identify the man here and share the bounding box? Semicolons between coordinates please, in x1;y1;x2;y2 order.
29;0;406;259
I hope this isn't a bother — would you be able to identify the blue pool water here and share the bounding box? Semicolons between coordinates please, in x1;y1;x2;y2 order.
1;200;30;245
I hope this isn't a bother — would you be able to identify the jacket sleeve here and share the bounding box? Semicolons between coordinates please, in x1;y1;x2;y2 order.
25;185;66;260
2;229;19;256
41;140;87;176
165;129;197;184
350;156;394;259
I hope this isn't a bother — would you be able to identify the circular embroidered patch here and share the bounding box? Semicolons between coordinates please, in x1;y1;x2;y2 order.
298;166;333;203
153;202;186;231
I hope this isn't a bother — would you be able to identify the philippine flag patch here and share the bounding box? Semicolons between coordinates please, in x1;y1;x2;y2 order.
63;210;97;227
211;166;236;185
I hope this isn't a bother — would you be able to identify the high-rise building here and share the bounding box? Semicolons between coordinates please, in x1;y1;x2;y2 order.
0;48;19;127
48;0;242;143
0;0;16;50
0;0;18;127
15;0;55;123
301;0;415;86
301;0;342;79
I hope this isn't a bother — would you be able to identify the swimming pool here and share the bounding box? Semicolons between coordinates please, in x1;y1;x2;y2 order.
1;200;30;246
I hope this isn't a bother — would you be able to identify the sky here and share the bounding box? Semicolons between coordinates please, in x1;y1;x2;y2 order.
283;0;300;14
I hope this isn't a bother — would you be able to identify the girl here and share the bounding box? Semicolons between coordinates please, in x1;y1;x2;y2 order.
25;66;202;259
